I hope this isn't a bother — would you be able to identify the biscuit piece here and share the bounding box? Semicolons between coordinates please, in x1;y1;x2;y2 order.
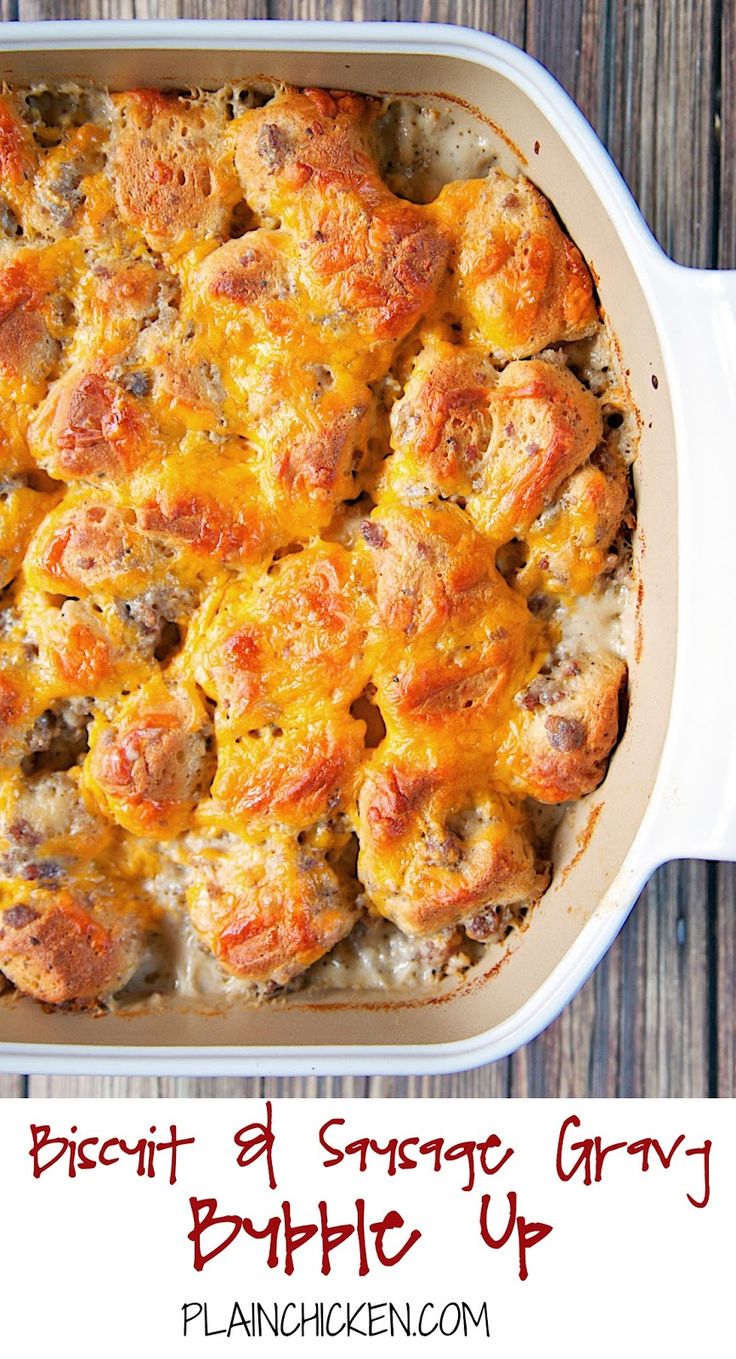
0;876;148;1006
130;439;276;570
110;89;241;251
84;678;215;838
386;338;497;501
29;368;156;481
358;500;494;640
501;651;627;802
0;476;59;591
0;768;112;878
0;244;76;406
196;540;374;726
428;170;597;357
235;87;449;367
385;346;602;545
26;496;164;599
188;832;360;987
357;500;539;755
470;358;602;542
358;759;547;936
204;713;365;838
517;453;629;599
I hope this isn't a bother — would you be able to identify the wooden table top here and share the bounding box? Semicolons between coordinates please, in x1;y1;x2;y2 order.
0;0;733;1100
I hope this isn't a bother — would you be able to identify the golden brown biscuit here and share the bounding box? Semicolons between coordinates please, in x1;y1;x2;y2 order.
130;439;276;570
358;500;494;640
195;540;374;725
235;87;449;366
0;244;77;404
469;358;602;542
517;453;629;599
358;758;547;936
384;346;603;549
25;495;163;599
0;875;148;1006
499;651;627;802
0;476;59;591
0;93;38;226
234;86;380;217
387;337;497;501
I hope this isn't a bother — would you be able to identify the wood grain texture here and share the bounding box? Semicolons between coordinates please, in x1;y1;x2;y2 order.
132;0;268;18
0;1074;25;1097
18;1;135;18
3;0;733;1098
714;0;736;1100
716;866;735;1098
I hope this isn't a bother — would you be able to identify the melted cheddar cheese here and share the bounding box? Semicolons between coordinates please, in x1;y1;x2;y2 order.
0;81;632;1007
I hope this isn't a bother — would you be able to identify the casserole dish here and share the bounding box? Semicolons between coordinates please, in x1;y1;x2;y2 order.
0;19;733;1076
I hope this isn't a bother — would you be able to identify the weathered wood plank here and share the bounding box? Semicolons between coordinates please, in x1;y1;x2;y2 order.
18;0;135;18
27;1076;161;1096
266;0;526;39
642;863;712;1097
713;0;735;1093
720;0;735;268
526;0;608;132
132;0;268;19
604;0;721;267
715;865;735;1098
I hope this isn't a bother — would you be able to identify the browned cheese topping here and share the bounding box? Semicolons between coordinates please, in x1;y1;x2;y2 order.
0;82;632;1006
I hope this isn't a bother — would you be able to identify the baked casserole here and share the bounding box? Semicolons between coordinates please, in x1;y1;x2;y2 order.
0;81;634;1009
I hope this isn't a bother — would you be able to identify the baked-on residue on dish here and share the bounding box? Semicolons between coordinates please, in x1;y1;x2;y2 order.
0;82;634;1008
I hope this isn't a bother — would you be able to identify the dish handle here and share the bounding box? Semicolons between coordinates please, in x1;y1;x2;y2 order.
647;257;736;864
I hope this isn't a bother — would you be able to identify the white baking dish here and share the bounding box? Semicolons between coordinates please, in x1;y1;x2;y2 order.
0;19;733;1076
